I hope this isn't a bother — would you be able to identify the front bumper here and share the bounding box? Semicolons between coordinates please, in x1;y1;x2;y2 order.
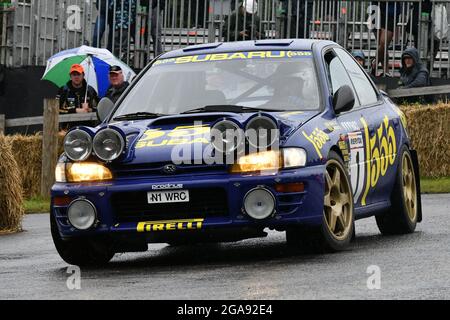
51;165;325;241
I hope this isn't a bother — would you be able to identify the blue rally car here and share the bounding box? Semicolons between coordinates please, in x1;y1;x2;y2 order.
51;39;422;265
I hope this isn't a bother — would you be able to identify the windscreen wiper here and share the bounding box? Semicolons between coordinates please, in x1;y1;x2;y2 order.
113;112;167;121
181;105;280;114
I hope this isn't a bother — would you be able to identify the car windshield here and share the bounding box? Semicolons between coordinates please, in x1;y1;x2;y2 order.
112;50;321;118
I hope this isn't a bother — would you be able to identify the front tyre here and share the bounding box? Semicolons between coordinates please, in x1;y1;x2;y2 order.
376;145;418;235
50;214;114;266
286;151;354;252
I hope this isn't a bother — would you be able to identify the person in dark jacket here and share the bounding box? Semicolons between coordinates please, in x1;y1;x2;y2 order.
222;0;265;42
0;64;5;96
92;0;112;48
400;47;430;89
57;64;99;114
105;65;129;103
108;0;137;60
280;0;313;39
399;47;432;104
188;0;205;27
146;0;165;56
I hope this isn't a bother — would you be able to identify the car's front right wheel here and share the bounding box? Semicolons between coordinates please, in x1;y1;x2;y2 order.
286;151;354;253
50;214;114;266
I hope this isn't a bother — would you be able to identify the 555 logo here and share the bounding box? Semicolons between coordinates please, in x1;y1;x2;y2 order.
347;116;397;205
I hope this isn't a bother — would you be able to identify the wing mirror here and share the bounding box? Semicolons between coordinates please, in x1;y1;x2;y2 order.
97;97;115;122
333;85;355;114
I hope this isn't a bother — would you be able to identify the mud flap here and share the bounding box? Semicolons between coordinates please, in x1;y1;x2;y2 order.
410;149;422;222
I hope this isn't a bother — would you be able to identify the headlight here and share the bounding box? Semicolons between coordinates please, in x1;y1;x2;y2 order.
230;148;307;173
67;199;97;230
283;148;307;168
65;162;113;182
245;115;279;150
210;119;244;154
63;129;92;161
230;150;281;173
93;128;125;161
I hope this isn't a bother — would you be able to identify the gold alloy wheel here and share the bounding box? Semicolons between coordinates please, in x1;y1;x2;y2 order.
324;160;353;241
402;152;417;222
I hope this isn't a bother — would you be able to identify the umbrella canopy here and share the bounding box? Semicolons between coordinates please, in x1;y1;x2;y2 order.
42;46;136;98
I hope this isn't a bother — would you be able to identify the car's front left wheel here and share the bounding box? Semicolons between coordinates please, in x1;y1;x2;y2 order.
50;214;115;266
375;145;418;235
286;151;354;252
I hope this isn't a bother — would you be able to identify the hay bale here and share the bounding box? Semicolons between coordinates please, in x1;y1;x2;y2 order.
400;103;450;178
5;132;65;198
0;134;24;233
6;134;43;198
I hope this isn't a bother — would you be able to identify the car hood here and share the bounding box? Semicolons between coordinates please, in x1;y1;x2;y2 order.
106;111;318;166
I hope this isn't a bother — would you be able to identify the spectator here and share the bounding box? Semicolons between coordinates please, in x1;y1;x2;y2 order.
0;64;5;96
108;0;137;61
370;1;402;76
134;1;164;62
352;50;366;68
92;0;112;48
398;47;433;104
146;0;164;57
189;0;206;28
399;47;430;89
57;64;99;114
407;0;440;61
280;0;313;39
105;65;130;103
222;0;265;42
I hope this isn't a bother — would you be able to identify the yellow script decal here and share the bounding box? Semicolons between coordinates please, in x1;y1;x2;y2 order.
302;128;330;159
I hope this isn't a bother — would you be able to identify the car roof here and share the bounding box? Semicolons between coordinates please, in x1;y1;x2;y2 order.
159;39;336;59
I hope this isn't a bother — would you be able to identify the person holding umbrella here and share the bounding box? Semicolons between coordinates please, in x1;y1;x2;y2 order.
56;64;99;114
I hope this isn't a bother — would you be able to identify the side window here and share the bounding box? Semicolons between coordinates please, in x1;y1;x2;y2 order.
334;48;379;106
324;50;360;108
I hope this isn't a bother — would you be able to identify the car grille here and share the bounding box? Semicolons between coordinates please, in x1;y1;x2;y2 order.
111;163;227;179
111;188;228;223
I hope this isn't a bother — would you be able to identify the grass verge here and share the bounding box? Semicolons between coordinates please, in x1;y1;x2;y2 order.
24;196;50;214
420;177;450;194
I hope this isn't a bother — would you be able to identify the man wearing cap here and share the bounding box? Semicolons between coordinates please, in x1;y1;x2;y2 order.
105;65;130;104
222;0;265;42
57;64;99;114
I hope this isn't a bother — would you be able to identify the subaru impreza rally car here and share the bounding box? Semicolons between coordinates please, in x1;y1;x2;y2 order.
51;39;421;265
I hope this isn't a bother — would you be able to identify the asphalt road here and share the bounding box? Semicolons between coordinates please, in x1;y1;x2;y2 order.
1;194;449;300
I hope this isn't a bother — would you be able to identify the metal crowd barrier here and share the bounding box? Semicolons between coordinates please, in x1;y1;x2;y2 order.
0;0;449;78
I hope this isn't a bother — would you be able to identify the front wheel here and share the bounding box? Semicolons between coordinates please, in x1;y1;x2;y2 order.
376;145;418;235
50;214;114;266
286;151;354;253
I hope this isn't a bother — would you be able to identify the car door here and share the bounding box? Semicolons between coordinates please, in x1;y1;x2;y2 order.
334;47;399;206
323;48;369;207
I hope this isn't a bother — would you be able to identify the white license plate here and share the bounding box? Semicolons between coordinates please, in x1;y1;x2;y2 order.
147;190;189;204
